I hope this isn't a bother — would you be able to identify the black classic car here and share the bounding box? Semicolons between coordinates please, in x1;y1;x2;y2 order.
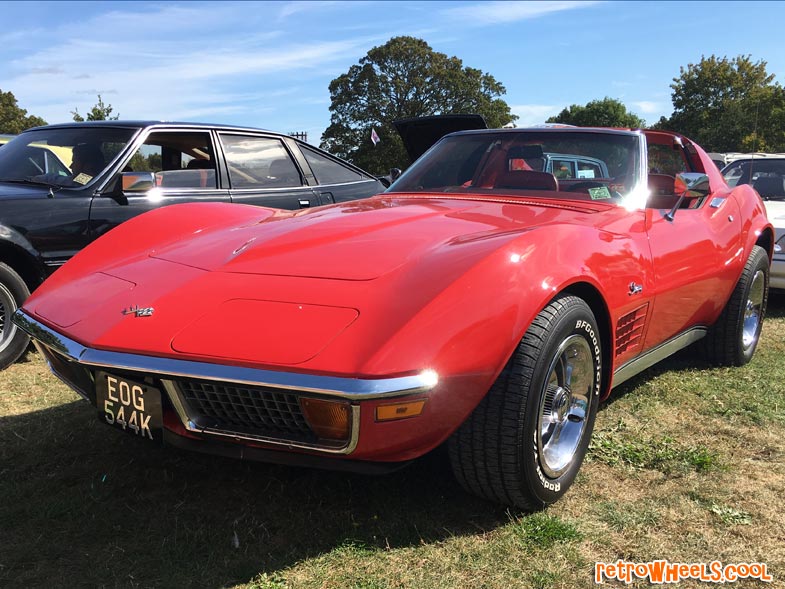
0;121;385;369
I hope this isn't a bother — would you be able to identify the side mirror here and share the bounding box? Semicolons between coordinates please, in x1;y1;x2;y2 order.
665;172;711;222
121;171;155;192
674;172;710;198
390;168;402;182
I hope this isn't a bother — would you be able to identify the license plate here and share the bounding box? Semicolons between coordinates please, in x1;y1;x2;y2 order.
95;371;163;442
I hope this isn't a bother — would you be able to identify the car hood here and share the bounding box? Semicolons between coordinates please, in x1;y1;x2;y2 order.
393;114;488;163
148;195;603;280
26;194;612;369
764;199;785;230
0;181;56;200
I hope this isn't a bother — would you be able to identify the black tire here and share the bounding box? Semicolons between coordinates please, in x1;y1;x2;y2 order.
702;245;769;366
0;263;31;370
448;295;602;510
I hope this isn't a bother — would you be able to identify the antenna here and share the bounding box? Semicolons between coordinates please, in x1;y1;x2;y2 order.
749;99;760;181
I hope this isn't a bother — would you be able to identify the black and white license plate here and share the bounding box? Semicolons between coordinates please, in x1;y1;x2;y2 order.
95;371;163;442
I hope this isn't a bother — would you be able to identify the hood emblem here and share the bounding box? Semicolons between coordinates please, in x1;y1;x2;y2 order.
122;306;154;318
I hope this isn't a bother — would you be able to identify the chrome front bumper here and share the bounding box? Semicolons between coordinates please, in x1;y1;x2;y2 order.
13;310;438;455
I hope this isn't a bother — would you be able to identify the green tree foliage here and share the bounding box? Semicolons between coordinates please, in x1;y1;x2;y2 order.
72;94;119;122
320;36;518;173
0;89;47;134
657;55;785;152
546;97;646;128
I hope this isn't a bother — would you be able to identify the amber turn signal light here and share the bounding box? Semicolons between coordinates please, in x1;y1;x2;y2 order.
300;398;352;441
375;399;426;422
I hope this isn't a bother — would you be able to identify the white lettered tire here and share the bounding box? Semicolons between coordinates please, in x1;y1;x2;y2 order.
449;295;602;509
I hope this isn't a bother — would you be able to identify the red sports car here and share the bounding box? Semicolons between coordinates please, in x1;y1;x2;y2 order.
13;127;773;510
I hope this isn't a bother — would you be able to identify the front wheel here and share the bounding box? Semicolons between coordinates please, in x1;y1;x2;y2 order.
0;263;31;370
448;295;602;510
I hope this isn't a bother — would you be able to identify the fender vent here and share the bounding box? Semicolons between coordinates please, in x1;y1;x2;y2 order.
615;304;649;356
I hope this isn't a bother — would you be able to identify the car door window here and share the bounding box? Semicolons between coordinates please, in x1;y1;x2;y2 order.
128;131;217;189
220;134;302;189
577;161;602;179
300;145;364;184
552;159;576;179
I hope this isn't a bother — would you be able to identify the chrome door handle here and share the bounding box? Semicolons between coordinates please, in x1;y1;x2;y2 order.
298;199;311;208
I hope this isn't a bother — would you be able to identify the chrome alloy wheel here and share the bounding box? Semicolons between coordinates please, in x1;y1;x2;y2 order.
742;269;766;351
0;282;17;354
537;334;595;478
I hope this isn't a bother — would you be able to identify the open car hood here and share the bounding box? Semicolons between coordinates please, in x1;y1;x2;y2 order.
393;114;488;163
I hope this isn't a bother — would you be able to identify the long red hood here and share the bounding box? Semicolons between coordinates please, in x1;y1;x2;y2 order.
25;194;613;374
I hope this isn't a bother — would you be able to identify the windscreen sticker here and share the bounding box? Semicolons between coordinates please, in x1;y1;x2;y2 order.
73;173;93;185
577;169;595;179
588;186;612;200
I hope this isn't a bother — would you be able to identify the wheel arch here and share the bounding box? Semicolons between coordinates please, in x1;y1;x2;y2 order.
755;226;774;261
0;239;46;293
561;281;613;400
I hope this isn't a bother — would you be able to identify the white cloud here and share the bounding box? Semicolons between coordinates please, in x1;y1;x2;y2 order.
443;1;603;25
631;101;662;115
0;2;385;126
510;104;562;127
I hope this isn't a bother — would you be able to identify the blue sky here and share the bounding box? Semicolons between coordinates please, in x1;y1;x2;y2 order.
1;1;784;144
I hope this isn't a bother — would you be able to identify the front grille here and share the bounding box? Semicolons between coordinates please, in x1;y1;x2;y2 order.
176;379;315;441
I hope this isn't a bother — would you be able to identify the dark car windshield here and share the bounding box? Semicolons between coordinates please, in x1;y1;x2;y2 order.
0;127;137;188
722;159;785;200
388;130;643;203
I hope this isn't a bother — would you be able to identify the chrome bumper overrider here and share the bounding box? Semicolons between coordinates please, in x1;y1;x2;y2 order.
13;310;438;455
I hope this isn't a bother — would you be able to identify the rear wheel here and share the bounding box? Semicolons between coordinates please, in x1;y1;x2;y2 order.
0;263;31;370
448;295;602;510
702;245;769;366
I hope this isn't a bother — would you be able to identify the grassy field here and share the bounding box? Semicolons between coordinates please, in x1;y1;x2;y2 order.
1;293;783;589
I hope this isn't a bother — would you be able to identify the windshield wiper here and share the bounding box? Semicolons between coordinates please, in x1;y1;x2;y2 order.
0;177;62;188
0;177;70;197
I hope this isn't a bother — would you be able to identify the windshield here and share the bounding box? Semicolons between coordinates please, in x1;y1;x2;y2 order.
389;130;643;203
0;127;137;188
722;159;785;200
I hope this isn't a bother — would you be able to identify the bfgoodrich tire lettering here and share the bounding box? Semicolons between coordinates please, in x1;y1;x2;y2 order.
0;263;31;370
448;295;601;510
703;245;769;366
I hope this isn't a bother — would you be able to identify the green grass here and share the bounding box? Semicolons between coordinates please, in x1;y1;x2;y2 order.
1;292;784;588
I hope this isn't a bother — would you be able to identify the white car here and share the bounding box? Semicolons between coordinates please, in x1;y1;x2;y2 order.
721;158;785;289
765;200;785;290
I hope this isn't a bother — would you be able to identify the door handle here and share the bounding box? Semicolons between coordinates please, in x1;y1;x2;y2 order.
298;199;311;208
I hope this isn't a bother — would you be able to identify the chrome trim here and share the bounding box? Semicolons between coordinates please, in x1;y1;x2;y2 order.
161;377;360;454
31;340;93;402
13;310;436;399
612;327;706;388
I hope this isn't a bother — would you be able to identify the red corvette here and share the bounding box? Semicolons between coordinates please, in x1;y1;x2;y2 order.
13;127;773;509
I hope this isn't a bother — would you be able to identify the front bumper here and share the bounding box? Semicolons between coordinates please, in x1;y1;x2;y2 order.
13;310;438;462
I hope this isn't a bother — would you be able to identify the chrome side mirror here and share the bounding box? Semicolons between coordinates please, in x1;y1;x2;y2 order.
121;171;155;192
665;173;711;221
674;172;711;198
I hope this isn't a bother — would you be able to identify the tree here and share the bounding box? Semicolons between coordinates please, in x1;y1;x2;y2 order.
657;55;785;152
0;89;47;134
546;97;646;128
72;94;119;122
320;36;517;173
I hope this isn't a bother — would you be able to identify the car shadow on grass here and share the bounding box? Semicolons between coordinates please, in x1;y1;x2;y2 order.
0;399;509;588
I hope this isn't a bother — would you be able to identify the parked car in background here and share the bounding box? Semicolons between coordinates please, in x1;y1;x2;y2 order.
721;157;785;289
0;121;385;369
14;127;773;509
